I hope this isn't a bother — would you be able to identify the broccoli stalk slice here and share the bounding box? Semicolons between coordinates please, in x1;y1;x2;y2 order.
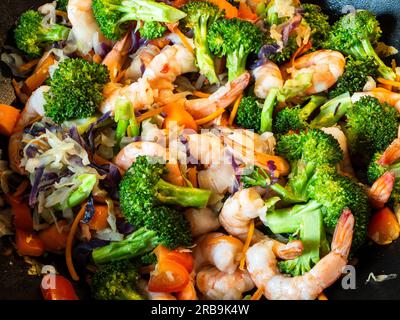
67;174;97;208
92;228;159;265
114;99;140;148
299;95;327;121
226;45;249;82
278;208;326;276
155;179;211;208
37;24;70;42
264;200;322;234
260;88;279;133
309;92;352;128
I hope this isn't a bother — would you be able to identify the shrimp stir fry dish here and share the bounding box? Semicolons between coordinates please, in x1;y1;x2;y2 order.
2;0;400;301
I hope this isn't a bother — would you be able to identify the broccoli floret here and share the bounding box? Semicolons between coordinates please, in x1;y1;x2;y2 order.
56;0;68;11
208;17;264;81
367;152;400;184
325;10;395;80
329;57;379;99
307;165;371;249
139;21;167;40
92;228;159;265
92;0;186;40
264;202;329;276
275;129;343;202
44;58;110;123
181;1;223;84
91;260;144;300
14;10;70;57
345;96;400;166
235;96;262;132
301;4;331;50
274;95;327;134
268;36;299;65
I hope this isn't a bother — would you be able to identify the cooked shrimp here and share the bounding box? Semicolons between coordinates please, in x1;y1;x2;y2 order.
246;209;354;300
377;138;400;166
187;132;224;166
193;232;244;274
352;90;400;112
368;171;396;209
321;127;355;177
113;141;167;170
196;266;254;300
253;61;284;99
9;86;49;174
102;32;132;82
288;50;345;95
219;188;303;260
125;44;161;82
184;208;220;237
67;0;108;54
185;72;251;119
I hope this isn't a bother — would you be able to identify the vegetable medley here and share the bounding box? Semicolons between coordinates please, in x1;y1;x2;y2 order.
1;0;400;300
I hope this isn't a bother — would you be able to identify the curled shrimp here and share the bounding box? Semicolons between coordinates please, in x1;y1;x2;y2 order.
113;141;167;170
246;209;354;300
287;50;345;95
377;138;400;166
352;90;400;112
253;61;284;99
124;44;161;82
193;232;244;274
184;208;221;238
219;188;303;260
196;266;254;300
185;72;251;119
8;86;49;174
67;0;109;54
368;171;396;209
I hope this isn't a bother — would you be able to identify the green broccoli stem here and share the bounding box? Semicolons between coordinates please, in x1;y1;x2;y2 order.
264;200;322;234
226;46;248;82
309;92;352;128
115;120;130;147
260;88;279;133
117;287;144;300
117;0;187;23
114;99;140;147
67;174;97;208
269;183;307;204
356;39;396;80
92;228;159;265
38;25;70;42
299;96;327;121
155;179;211;208
193;19;219;85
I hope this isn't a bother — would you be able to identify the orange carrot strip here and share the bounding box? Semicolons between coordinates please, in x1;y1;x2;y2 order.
250;286;264;300
0;104;20;136
13;179;29;197
18;59;40;73
167;23;194;54
239;219;254;270
65;203;87;281
22;54;55;95
238;2;258;22
228;94;242;126
377;77;400;88
192;91;211;98
55;10;68;18
207;0;238;19
136;107;165;123
195;108;226;125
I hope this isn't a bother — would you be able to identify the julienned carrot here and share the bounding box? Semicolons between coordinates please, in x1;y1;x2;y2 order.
195;108;226;125
164;163;186;187
207;0;238;19
239;219;254;270
66;203;87;281
250;286;264;300
377;77;400;88
136;107;165;123
22;54;55;95
0;104;20;136
228;94;242;126
238;2;258;22
163;101;198;131
166;23;194;54
39;220;70;252
88;205;109;231
192;91;211;98
15;229;45;257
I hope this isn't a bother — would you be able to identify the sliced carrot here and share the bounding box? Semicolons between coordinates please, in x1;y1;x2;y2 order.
250;286;264;300
368;207;400;245
163;100;198;131
207;0;238;19
195;108;226;125
39;220;70;252
166;23;194;54
12;202;33;232
88;205;109;231
136;107;165;123
239;219;254;270
148;259;190;293
176;280;198;300
0;104;20;136
172;0;189;8
15;229;45;257
22;54;55;95
238;2;258;22
154;245;194;273
187;167;198;188
228;94;242;126
66;203;87;281
164;163;186;187
192;91;211;98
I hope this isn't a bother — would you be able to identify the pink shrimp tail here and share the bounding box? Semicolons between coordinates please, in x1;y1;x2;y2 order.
275;240;304;260
378;139;400;166
368;171;396;209
331;209;354;258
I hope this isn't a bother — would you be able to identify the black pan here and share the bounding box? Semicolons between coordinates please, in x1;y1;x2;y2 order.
1;0;400;300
